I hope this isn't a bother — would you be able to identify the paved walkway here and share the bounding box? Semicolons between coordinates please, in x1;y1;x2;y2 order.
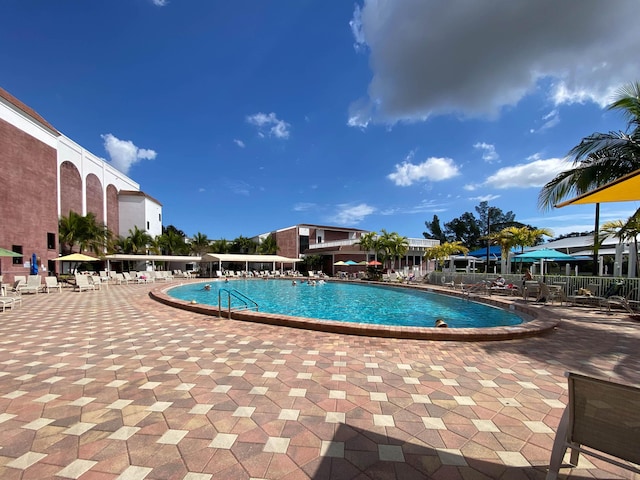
0;280;638;479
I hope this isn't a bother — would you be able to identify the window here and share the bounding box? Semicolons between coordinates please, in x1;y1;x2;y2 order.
159;213;161;222
147;221;150;230
12;245;22;265
47;232;56;250
317;236;322;244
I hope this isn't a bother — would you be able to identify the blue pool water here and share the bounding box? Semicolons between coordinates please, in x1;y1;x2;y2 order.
169;279;523;328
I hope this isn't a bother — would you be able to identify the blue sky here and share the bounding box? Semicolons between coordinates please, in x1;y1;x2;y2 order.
3;0;640;241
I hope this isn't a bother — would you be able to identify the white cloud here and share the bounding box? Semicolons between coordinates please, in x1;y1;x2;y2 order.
151;0;167;6
293;202;316;212
388;156;460;186
101;133;157;175
531;109;560;133
349;0;640;125
330;203;376;225
225;180;252;196
469;194;500;202
246;112;291;139
484;156;571;189
473;142;499;163
233;139;245;148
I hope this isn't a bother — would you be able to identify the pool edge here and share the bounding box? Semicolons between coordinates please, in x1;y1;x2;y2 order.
149;280;560;341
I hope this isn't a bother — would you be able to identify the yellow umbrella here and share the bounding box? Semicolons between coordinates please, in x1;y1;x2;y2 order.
555;168;640;207
53;253;100;262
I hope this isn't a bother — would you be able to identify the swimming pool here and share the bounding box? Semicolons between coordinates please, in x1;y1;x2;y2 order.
168;279;524;328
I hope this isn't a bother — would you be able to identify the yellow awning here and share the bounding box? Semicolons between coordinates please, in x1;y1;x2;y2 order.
555;168;640;207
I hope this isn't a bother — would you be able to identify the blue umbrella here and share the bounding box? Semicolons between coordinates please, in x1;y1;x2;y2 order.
30;253;38;275
514;249;576;261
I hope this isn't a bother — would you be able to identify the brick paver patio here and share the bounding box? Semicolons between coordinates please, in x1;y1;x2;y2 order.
0;280;638;479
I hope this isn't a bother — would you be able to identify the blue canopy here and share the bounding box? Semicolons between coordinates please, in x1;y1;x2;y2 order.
468;246;503;258
514;248;576;261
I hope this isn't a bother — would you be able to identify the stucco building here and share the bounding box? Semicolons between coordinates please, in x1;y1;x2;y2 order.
0;86;161;282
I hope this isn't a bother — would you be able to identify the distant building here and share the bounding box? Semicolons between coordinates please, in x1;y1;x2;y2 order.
0;86;161;281
255;224;439;275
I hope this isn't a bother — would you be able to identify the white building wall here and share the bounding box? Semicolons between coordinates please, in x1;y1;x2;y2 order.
0;96;58;148
118;196;145;237
144;197;163;238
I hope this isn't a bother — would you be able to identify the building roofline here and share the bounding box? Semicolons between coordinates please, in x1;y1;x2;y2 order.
0;86;59;134
119;189;163;206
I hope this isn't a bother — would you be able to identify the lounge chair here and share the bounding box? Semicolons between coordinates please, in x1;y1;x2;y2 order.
44;276;62;293
88;275;103;290
546;372;640;479
114;273;128;285
74;274;95;292
605;288;639;313
19;275;43;294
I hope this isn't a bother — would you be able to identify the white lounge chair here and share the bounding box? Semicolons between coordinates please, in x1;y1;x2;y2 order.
44;276;62;293
74;275;95;292
19;275;43;294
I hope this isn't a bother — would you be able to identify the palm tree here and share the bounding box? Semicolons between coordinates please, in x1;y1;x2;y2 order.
490;226;553;273
211;239;231;254
357;231;380;262
256;234;279;254
159;230;188;255
58;210;110;256
190;232;211;256
424;241;469;271
601;211;640;277
127;226;153;254
539;81;640;274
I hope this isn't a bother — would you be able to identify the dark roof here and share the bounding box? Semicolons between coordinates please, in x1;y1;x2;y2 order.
298;224;368;232
0;86;59;134
119;190;163;206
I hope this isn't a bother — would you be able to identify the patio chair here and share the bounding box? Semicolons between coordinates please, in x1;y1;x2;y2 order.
114;273;128;285
546;372;640;479
74;274;95;292
605;288;639;313
88;275;103;290
44;276;62;293
19;275;43;294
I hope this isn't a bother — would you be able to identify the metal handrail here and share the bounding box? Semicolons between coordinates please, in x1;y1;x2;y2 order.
218;288;259;318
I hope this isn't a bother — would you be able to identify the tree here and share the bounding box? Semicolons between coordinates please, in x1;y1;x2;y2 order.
486;226;553;274
158;230;188;255
256;234;279;254
230;236;257;254
190;232;211;256
58;210;110;256
539;81;640;274
601;211;640;277
211;239;231;254
423;215;448;242
378;230;409;271
424;241;469;271
444;212;482;248
357;231;381;261
127;226;153;254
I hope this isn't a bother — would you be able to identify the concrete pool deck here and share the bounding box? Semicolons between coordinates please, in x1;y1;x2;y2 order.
0;279;639;479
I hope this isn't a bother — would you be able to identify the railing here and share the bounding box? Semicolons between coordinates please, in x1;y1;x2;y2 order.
426;272;640;302
218;288;259;318
308;237;440;250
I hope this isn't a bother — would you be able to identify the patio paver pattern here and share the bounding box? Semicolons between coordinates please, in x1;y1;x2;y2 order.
0;280;639;479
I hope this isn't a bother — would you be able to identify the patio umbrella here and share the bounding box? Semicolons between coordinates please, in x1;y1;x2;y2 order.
357;261;368;266
53;253;100;262
344;260;358;266
514;249;576;261
555;167;640;206
367;260;382;266
30;253;38;275
333;261;346;266
0;247;21;257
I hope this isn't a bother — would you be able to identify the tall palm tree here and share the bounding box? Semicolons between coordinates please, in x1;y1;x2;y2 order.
159;230;188;255
357;231;380;262
127;226;153;254
58;211;110;256
601;211;640;277
211;239;231;254
190;232;211;256
539;81;640;274
256;234;279;254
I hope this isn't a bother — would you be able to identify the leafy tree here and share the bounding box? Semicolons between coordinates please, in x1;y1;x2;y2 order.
378;229;409;271
423;215;448;242
58;210;110;256
158;230;188;255
601;212;640;277
190;232;211;256
210;239;231;254
444;212;482;248
230;236;257;254
539;81;640;274
424;241;469;271
127;226;153;254
256;234;279;254
486;226;553;274
300;254;322;272
357;231;382;261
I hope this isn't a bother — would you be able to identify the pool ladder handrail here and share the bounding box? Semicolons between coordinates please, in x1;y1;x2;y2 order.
218;288;259;318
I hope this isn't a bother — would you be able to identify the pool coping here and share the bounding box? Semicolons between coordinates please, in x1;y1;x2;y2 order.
149;279;560;341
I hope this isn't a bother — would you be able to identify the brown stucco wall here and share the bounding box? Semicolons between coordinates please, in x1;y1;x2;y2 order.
0;118;58;281
86;173;104;224
274;228;298;258
59;161;82;218
106;184;119;237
